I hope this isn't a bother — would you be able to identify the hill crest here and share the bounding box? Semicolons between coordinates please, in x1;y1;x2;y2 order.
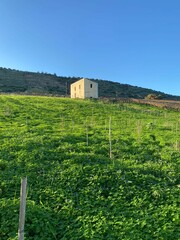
0;67;179;100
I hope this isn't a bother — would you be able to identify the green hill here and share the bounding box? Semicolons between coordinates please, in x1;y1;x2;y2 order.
0;67;180;100
0;95;179;239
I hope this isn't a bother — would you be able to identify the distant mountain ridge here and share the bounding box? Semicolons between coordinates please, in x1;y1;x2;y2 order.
0;67;179;100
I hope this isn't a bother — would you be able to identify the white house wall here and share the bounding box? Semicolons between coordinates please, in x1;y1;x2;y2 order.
84;79;98;98
71;79;85;98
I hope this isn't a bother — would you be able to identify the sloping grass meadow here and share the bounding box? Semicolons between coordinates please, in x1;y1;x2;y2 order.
0;95;179;239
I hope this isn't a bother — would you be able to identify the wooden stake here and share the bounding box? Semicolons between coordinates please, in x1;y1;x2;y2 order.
86;126;89;146
109;117;112;159
18;177;27;240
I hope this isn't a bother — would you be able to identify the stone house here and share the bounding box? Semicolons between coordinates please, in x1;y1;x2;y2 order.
70;78;98;99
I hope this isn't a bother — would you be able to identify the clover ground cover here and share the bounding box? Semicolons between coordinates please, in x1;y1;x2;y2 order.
0;95;179;239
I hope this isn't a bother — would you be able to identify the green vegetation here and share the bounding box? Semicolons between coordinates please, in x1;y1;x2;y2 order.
0;95;180;239
1;67;180;100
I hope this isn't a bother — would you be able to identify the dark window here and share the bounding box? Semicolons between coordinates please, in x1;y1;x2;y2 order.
90;84;92;88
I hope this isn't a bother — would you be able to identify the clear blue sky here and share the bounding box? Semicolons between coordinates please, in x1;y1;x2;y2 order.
0;0;180;96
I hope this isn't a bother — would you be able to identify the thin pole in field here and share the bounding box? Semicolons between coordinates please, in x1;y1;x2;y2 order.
18;177;27;240
109;117;112;159
137;120;141;142
86;125;89;146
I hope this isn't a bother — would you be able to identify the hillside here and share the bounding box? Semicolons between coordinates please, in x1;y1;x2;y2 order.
131;98;180;110
0;95;179;239
0;67;180;100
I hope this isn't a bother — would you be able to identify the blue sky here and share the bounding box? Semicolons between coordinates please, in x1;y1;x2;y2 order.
0;0;180;96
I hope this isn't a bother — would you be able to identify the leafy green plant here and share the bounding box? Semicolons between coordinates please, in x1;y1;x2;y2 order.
0;95;179;239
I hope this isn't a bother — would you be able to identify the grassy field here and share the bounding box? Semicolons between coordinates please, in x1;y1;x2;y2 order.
0;95;179;239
